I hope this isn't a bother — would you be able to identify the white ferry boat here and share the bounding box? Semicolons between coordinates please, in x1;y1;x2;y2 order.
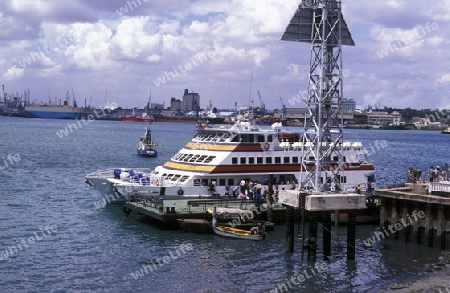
85;118;375;203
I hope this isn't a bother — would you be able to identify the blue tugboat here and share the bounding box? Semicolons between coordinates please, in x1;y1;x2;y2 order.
137;125;158;157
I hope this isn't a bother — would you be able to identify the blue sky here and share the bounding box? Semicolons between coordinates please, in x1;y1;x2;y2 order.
1;0;449;110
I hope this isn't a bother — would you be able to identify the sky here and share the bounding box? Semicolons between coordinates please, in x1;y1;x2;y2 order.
1;0;450;111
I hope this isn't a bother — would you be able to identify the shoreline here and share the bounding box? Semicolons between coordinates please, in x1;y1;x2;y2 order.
380;252;450;292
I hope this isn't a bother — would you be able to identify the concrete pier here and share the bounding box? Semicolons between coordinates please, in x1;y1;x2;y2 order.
375;182;450;250
279;190;367;259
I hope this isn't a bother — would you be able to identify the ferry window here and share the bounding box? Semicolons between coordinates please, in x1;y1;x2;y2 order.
309;156;314;161
343;156;346;162
249;157;255;164
284;157;290;163
232;157;238;164
201;179;208;186
240;157;246;164
341;176;347;184
172;175;181;181
257;157;263;164
257;135;265;142
231;135;239;142
203;156;215;163
248;135;254;143
266;157;272;164
275;157;281;164
219;179;226;186
227;179;234;186
333;156;339;161
180;176;189;182
292;157;299;163
267;136;273;142
193;179;201;186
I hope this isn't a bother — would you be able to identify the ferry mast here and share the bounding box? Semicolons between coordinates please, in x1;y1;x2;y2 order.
281;0;354;191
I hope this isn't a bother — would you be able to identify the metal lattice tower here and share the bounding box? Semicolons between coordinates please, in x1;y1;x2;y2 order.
281;0;354;192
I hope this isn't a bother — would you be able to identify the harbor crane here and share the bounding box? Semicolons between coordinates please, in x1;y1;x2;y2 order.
257;90;266;115
279;97;286;120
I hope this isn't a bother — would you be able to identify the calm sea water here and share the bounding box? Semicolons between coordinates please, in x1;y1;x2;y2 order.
0;116;448;293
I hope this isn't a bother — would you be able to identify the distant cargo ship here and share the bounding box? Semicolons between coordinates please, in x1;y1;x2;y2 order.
120;113;151;122
24;101;82;119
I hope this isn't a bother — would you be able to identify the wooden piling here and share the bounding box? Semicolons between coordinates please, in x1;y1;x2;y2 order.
323;212;331;257
347;212;356;260
308;214;317;261
267;173;274;223
286;206;295;253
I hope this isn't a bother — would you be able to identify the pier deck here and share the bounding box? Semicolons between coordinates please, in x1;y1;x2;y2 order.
374;182;450;250
123;196;285;228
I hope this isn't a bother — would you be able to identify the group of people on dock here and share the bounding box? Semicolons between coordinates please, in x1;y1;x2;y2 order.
428;164;449;182
227;179;294;203
408;164;449;183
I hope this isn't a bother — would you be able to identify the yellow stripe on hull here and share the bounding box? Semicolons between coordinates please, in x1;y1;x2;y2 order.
186;142;236;151
164;161;215;172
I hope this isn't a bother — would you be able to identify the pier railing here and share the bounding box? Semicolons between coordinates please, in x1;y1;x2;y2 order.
428;181;450;195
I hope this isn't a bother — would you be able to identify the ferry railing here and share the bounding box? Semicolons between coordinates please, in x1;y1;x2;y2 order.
132;194;164;212
186;199;263;212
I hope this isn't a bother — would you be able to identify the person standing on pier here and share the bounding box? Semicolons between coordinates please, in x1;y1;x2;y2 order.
429;166;435;182
239;179;246;194
435;166;441;182
444;163;449;181
212;207;217;227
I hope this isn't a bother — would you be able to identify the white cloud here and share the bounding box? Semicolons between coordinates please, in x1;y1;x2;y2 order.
10;0;51;15
4;66;25;80
69;22;113;69
110;17;162;61
435;73;450;85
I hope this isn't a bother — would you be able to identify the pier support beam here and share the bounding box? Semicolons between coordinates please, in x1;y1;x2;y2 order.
437;204;445;249
334;209;340;227
323;212;331;258
308;214;318;261
424;203;432;247
267;173;274;223
347;213;356;260
286;206;295;253
298;192;307;244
